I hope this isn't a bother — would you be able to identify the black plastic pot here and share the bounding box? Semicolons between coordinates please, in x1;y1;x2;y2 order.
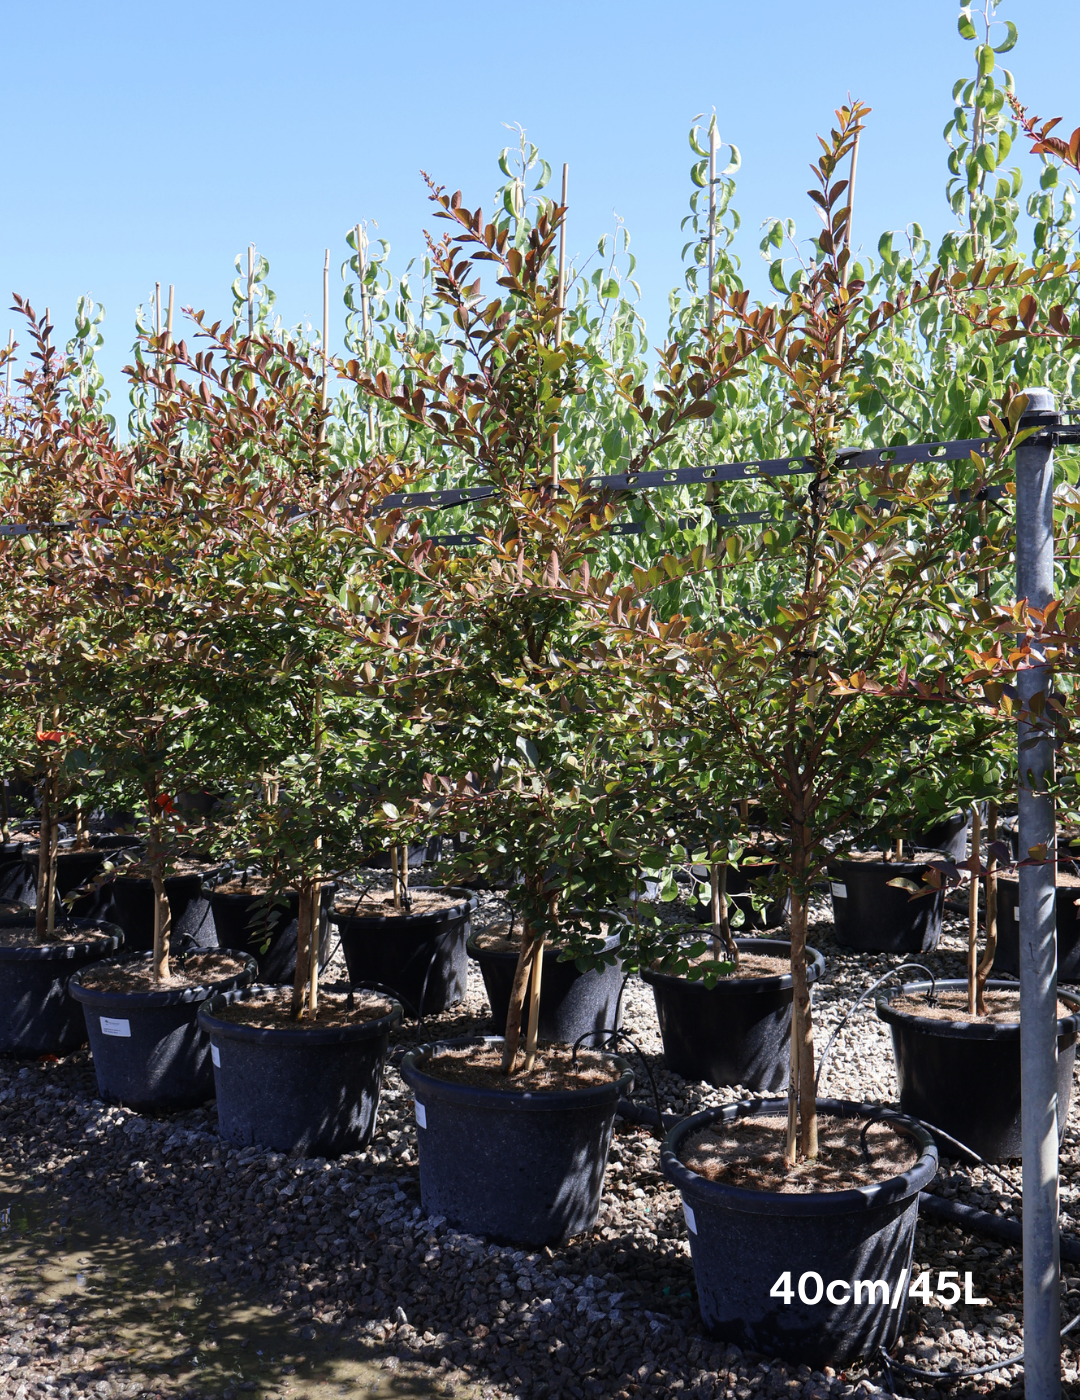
102;872;218;955
69;951;256;1111
360;841;428;870
468;930;623;1045
19;846;108;904
909;809;971;861
209;884;333;985
690;862;790;931
198;984;402;1156
0;919;124;1056
827;856;942;953
0;844;37;903
401;1035;633;1246
876;979;1080;1161
332;886;477;1018
991;874;1080;982
661;1097;937;1368
642;938;826;1092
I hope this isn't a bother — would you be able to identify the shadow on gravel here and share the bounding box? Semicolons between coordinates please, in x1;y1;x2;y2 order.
0;1177;464;1399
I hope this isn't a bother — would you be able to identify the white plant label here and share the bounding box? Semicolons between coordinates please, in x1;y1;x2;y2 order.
211;1044;220;1068
830;882;848;899
415;1101;427;1129
682;1201;697;1235
100;1017;130;1038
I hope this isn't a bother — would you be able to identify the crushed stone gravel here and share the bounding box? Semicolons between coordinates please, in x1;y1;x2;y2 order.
1;878;1079;1400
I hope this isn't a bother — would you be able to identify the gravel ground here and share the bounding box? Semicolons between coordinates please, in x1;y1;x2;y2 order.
2;881;1080;1400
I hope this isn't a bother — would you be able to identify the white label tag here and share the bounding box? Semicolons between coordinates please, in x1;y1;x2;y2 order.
830;882;848;899
100;1017;130;1038
211;1044;220;1067
415;1101;427;1129
682;1200;697;1235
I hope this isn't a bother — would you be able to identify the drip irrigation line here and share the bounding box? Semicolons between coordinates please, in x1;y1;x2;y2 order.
878;1306;1080;1390
572;1024;670;1140
815;963;937;1097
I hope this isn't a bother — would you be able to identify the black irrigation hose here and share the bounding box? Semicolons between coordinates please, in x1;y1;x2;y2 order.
815;963;937;1097
572;1024;671;1141
878;1309;1080;1391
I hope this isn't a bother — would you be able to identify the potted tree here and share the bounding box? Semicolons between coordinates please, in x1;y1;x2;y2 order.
350;167;755;1244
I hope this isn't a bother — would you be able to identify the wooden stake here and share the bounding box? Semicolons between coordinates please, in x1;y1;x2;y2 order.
155;283;161;341
5;330;12;397
551;162;568;486
894;838;903;860
786;996;800;1163
307;880;321;1017
390;845;401;912
522;931;545;1073
247;245;255;337
322;249;330;411
707;120;717;324
968;803;983;1013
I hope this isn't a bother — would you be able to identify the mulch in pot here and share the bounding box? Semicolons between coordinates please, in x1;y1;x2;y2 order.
208;984;395;1029
421;1043;623;1092
76;949;249;993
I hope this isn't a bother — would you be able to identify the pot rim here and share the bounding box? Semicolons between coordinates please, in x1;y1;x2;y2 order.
661;1095;938;1217
875;977;1080;1041
109;866;223;889
69;949;257;1008
466;929;622;962
827;855;944;873
197;982;403;1045
330;885;479;929
641;938;825;995
0;920;124;962
401;1033;634;1111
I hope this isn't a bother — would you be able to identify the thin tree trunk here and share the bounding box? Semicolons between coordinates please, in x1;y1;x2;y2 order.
501;911;540;1075
35;761;58;941
976;800;999;1015
147;780;171;983
522;933;545;1072
391;845;401;912
401;844;410;910
305;877;321;1018
709;844;738;967
788;880;818;1160
967;803;982;1013
291;889;311;1019
1;779;9;846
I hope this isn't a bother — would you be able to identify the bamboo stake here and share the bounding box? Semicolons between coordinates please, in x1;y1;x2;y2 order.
247;244;256;337
894;838;903;860
155;283;161;342
786;996;800;1163
391;844;401;912
976;800;999;1015
522;931;545;1073
707;120;717;324
322;248;330;412
166;285;175;348
968;803;983;1013
551;163;568;487
5;330;13;397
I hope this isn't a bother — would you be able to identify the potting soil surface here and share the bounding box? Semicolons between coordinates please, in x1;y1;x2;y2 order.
470;925;610;954
680;1115;919;1192
76;953;252;994
2;867;1080;1398
211;880;295;899
890;988;1075;1023
334;892;461;918
419;1045;622;1092
209;986;396;1030
0;924;115;949
675;951;790;979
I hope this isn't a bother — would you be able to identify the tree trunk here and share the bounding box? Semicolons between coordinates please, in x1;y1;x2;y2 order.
147;783;170;983
522;932;545;1072
976;801;999;1015
291;889;312;1019
305;877;321;1018
967;803;982;1014
501;919;538;1074
391;845;401;912
35;762;58;942
788;880;818;1160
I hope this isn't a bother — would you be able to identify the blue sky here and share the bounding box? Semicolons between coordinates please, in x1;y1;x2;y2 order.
4;1;1079;403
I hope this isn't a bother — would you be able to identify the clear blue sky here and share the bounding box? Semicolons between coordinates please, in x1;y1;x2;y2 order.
4;1;1079;403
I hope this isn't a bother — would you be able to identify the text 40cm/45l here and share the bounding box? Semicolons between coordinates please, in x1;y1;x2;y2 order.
770;1271;989;1306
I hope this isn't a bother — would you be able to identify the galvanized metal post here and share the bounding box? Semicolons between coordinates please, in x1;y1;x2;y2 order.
1016;386;1061;1400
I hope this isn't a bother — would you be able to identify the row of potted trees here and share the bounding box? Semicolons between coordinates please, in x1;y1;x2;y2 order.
3;58;1080;1369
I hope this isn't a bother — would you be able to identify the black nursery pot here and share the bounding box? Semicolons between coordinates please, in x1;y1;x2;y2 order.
198;984;402;1157
19;846;109;905
332;886;477;1018
468;930;624;1045
909;809;971;861
401;1035;633;1246
661;1097;937;1369
991;874;1080;983
827;856;942;954
209;884;333;985
0;919;124;1057
690;862;791;931
876;979;1079;1161
69;950;256;1112
101;871;218;955
642;938;826;1092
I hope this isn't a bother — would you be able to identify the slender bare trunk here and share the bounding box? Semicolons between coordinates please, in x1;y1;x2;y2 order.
147;781;171;983
500;922;536;1074
976;801;999;1015
894;838;903;860
788;879;817;1160
709;844;738;967
391;845;401;912
967;803;982;1013
305;877;321;1018
401;844;410;909
291;889;311;1019
35;760;58;941
522;933;545;1072
74;803;89;850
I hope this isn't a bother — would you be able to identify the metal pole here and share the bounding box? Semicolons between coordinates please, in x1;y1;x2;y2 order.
1016;385;1061;1400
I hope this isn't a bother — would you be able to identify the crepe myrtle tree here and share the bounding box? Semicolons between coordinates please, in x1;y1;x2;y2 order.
0;301;123;937
607;102;1027;1161
131;307;424;1017
347;172;756;1073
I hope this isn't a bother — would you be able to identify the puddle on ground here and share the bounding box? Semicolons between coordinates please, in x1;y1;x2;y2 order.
0;1176;468;1398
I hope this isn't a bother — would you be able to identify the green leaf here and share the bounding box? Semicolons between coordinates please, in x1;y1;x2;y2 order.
958;7;977;40
381;801;399;820
600;278;619;300
515;733;540;767
993;20;1018;53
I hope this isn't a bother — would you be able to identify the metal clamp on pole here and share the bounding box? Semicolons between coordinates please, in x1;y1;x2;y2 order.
1016;386;1062;1400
